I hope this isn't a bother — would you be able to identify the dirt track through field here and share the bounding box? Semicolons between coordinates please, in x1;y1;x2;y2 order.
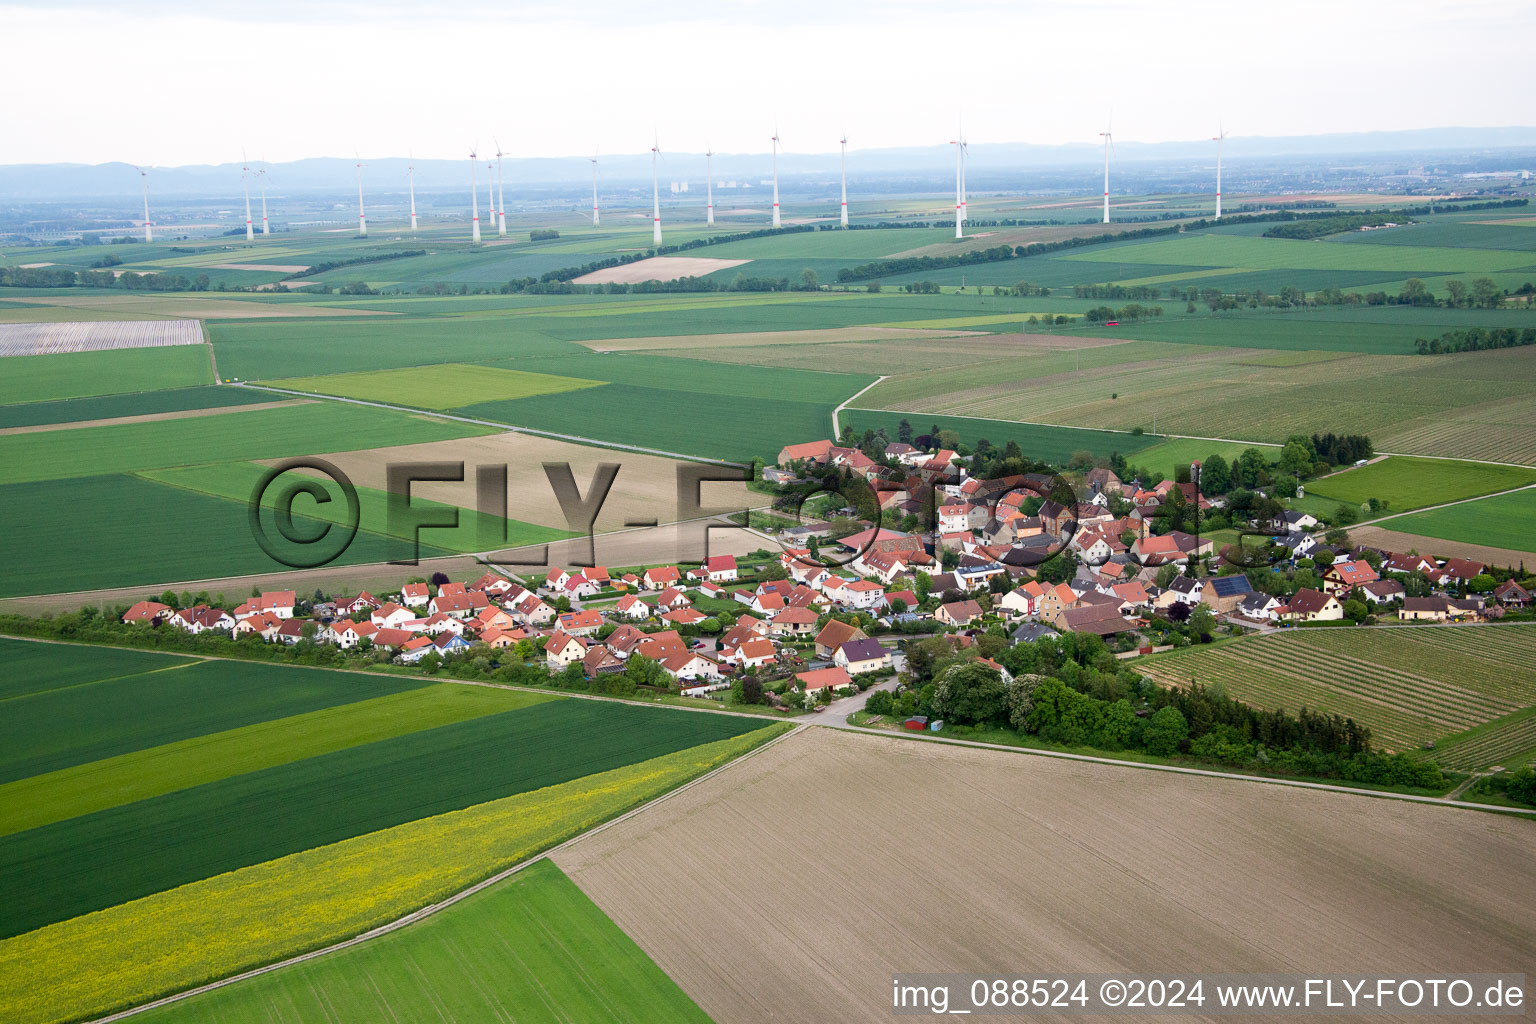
555;728;1536;1024
1349;525;1536;566
0;399;312;436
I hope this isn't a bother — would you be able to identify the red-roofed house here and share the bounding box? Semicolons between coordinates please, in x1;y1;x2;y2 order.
795;666;855;697
704;554;739;582
122;600;172;625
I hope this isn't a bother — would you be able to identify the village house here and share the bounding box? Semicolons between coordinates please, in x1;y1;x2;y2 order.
122;600;172;624
400;582;430;607
1357;578;1406;605
643;566;682;590
814;618;868;659
834;638;890;675
544;630;588;668
795;665;856;698
769;606;819;638
1399;596;1453;622
1322;559;1380;596
557;609;605;637
936;599;983;628
1282;588;1344;623
613;594;652;621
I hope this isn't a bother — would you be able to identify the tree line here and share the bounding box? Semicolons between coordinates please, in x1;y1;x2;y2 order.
1414;326;1536;354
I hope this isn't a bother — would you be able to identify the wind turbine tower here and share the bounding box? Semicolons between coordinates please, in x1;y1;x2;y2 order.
241;158;254;242
770;129;781;228
469;149;482;243
705;147;714;226
650;136;663;246
407;160;418;231
590;152;600;227
258;167;270;236
952;136;964;239
1213;126;1228;219
355;158;368;237
486;161;495;239
137;167;152;243
494;142;507;236
839;134;849;228
1099;124;1113;224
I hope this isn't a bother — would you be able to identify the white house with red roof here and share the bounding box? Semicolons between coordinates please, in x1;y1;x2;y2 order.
655;587;693;612
703;554;739;582
544;630;588;667
643;566;681;590
400;582;430;607
613;594;652;621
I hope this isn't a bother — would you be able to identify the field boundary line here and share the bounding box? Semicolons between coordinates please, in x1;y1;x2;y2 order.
831;376;888;438
231;383;749;468
82;721;803;1024
0;656;199;706
826;721;1536;818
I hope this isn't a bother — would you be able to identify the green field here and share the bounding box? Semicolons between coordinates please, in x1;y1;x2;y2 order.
0;653;430;784
131;859;711;1024
1384;487;1536;554
0;697;769;939
0;400;497;485
1062;233;1536;273
0;345;213;404
1126;437;1273;479
1138;625;1536;756
0;637;194;700
0;473;458;599
1306;456;1536;512
267;363;608;409
0;683;553;837
0;385;279;429
842;408;1159;464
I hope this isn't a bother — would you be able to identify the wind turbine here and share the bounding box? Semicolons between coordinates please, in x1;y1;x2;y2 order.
241;155;254;242
650;134;663;247
407;156;418;231
1099;120;1113;224
486;160;496;239
839;133;849;228
355;155;367;237
494;140;507;236
704;145;714;226
257;165;270;236
1213;125;1228;219
469;147;482;243
951;134;964;239
137;166;152;243
770;127;781;228
589;150;600;227
959;122;968;226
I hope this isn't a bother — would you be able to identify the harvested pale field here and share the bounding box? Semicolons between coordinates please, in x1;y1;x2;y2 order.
20;295;392;319
272;430;756;534
657;333;1130;374
208;263;310;273
1349;525;1536;566
0;399;310;436
581;326;978;353
573;256;751;285
0;319;202;356
555;728;1536;1024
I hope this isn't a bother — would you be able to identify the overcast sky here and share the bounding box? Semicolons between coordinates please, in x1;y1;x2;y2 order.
4;0;1533;166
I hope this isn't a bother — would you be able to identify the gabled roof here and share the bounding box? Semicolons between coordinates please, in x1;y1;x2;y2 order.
839;638;887;662
1208;575;1253;597
795;666;853;691
1288;588;1336;615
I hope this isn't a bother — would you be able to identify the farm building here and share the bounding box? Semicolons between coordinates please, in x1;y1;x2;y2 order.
1201;575;1253;613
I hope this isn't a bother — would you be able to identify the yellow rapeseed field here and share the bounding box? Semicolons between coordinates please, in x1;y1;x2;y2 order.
0;725;787;1024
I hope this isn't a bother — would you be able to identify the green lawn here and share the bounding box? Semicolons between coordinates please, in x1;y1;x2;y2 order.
0;345;213;404
0;699;769;939
0;684;554;837
1127;437;1275;479
267;363;607;409
131;859;711;1024
1384;487;1536;554
1307;456;1536;512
